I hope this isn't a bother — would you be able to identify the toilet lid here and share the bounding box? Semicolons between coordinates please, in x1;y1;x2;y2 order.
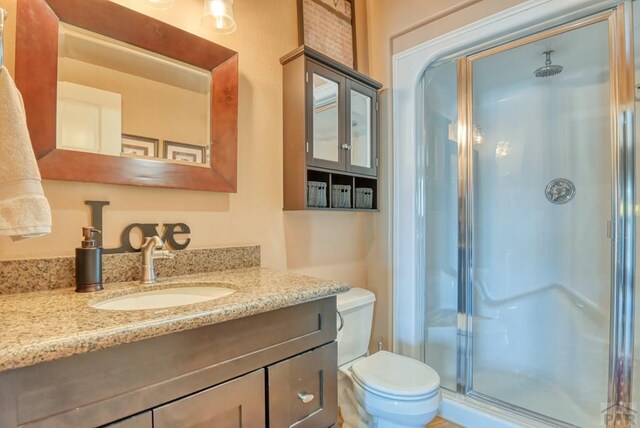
351;351;440;399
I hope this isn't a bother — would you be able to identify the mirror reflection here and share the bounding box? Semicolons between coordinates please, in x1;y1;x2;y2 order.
350;89;372;168
312;73;339;162
56;24;211;166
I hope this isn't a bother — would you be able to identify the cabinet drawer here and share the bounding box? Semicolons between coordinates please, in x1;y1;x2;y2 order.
153;369;265;428
268;342;337;428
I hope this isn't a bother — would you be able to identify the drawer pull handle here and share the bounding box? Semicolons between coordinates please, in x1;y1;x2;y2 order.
298;392;315;404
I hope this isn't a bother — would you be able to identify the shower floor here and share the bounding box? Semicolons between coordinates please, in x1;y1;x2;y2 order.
472;371;601;427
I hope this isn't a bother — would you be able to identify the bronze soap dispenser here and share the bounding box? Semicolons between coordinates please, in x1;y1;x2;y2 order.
75;227;103;293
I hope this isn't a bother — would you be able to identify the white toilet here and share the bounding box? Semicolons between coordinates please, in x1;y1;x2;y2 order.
337;288;441;428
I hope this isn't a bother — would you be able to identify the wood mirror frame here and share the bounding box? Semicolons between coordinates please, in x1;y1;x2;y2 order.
15;0;238;192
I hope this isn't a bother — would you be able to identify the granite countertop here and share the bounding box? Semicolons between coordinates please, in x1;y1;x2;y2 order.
0;267;349;372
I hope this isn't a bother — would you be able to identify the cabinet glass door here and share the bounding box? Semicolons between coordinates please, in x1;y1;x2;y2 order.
307;62;345;170
313;75;339;162
347;81;377;176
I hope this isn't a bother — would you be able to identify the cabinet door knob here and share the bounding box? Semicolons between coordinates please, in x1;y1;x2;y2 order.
341;144;351;150
298;392;315;403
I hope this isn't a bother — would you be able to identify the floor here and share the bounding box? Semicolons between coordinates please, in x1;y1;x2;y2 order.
338;411;463;427
428;416;464;428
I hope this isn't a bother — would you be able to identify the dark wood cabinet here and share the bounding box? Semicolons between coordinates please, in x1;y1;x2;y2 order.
104;347;338;428
154;369;265;428
281;46;382;211
268;342;337;428
0;298;338;428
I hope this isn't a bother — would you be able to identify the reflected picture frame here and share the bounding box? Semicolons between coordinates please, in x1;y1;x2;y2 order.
164;140;206;164
121;134;159;158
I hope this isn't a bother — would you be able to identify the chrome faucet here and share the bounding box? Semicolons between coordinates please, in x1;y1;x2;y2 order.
140;236;174;285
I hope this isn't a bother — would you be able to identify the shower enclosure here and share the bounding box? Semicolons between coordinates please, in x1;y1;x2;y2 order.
418;2;637;427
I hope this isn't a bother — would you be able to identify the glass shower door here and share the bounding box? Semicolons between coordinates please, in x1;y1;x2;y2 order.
466;18;613;427
421;59;459;391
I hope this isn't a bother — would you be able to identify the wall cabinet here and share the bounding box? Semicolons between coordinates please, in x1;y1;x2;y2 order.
0;298;337;428
281;46;382;211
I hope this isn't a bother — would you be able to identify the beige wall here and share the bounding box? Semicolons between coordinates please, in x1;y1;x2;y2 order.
0;0;537;354
364;0;526;352
0;0;369;289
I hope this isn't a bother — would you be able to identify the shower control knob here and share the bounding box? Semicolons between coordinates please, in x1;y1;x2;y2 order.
545;178;575;204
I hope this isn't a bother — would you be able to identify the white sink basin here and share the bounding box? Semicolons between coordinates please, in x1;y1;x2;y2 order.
91;286;235;311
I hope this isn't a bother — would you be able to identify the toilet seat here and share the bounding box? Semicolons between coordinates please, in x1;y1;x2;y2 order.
351;351;440;400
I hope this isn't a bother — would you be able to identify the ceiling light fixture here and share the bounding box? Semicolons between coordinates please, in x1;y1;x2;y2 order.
202;0;236;34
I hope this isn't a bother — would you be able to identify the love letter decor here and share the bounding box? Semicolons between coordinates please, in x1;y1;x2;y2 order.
85;201;191;254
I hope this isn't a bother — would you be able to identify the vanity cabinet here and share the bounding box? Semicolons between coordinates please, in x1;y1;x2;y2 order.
268;342;337;427
153;369;265;427
0;297;337;428
281;46;382;211
104;345;336;428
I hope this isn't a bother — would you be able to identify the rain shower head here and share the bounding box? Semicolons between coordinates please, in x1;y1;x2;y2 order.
534;50;563;78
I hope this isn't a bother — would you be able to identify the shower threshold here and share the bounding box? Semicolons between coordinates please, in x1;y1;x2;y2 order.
439;389;583;428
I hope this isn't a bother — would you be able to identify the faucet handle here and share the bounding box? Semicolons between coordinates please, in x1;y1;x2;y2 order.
153;249;175;260
143;236;175;259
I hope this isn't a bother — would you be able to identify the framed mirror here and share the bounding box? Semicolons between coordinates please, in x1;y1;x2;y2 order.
15;0;238;192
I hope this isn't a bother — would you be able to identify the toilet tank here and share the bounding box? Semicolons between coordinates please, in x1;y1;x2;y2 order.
336;288;376;366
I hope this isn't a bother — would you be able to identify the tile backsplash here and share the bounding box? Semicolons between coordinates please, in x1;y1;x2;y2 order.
0;246;260;295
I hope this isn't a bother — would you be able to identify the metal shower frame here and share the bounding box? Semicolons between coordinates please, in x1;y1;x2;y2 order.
450;2;636;426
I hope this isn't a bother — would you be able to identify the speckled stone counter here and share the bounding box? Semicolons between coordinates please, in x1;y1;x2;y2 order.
0;246;260;295
0;267;349;372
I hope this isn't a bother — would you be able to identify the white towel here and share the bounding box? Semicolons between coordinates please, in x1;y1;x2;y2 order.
0;66;52;238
